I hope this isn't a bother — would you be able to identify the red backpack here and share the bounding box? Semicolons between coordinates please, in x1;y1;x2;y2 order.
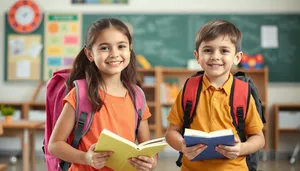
176;71;266;171
43;69;146;171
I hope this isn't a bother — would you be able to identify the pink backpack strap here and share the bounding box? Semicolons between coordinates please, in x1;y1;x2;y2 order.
124;83;146;139
61;79;94;171
73;79;93;132
133;85;146;137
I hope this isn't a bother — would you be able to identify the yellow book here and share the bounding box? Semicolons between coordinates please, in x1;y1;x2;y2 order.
94;129;168;171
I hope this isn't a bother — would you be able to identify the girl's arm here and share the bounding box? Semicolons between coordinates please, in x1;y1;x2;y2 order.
136;120;151;143
48;102;87;164
129;120;157;170
137;120;158;165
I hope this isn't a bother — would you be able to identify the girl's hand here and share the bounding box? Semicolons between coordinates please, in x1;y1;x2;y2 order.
215;136;241;159
181;140;207;160
128;156;156;171
84;143;113;169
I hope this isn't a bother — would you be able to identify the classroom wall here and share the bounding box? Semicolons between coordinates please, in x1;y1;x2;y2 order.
0;0;300;154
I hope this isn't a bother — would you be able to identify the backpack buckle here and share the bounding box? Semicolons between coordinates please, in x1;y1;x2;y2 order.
237;107;244;117
78;112;88;126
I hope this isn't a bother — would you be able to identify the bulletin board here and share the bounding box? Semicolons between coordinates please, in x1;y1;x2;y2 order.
4;14;44;81
43;13;82;80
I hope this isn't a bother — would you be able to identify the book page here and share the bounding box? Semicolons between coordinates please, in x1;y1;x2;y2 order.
95;129;137;171
138;137;166;147
184;128;233;138
208;129;233;138
184;128;208;137
120;143;167;171
97;129;137;148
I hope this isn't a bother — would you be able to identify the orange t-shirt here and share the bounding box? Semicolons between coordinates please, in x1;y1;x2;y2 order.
168;74;264;171
63;88;151;171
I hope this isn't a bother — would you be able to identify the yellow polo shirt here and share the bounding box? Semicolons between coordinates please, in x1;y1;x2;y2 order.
167;74;263;171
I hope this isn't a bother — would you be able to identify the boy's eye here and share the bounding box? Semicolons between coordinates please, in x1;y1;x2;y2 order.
222;49;230;53
203;49;212;53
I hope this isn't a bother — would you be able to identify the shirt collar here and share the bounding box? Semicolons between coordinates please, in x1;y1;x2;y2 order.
201;73;233;96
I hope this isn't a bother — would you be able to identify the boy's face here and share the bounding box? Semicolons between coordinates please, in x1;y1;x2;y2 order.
194;35;242;81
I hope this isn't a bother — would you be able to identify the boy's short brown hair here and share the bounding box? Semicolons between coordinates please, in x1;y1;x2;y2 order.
195;20;242;53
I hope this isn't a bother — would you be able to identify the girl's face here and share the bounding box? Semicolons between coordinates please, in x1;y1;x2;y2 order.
85;28;131;78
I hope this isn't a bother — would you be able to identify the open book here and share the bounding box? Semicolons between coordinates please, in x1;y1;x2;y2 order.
184;128;235;161
95;129;168;171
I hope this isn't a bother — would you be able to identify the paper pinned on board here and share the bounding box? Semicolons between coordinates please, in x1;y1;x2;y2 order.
16;60;30;78
261;25;278;48
29;43;43;58
9;38;26;57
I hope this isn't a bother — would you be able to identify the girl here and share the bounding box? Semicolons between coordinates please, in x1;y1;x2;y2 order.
48;18;157;171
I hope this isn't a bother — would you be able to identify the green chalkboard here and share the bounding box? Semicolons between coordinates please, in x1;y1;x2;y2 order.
82;14;300;82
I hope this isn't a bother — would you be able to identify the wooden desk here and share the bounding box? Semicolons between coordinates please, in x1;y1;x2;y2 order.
273;103;300;151
1;120;45;171
0;164;8;171
0;121;9;171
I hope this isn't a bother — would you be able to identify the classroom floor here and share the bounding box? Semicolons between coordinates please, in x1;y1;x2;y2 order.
0;154;300;171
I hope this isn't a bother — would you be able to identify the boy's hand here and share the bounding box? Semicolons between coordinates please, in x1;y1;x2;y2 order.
215;136;241;159
128;156;156;171
181;140;207;160
84;143;113;169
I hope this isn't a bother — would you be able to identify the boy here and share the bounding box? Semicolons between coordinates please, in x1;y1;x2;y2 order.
165;19;265;171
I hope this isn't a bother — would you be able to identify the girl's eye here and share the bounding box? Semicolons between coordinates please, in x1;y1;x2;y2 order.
119;44;127;49
100;46;109;51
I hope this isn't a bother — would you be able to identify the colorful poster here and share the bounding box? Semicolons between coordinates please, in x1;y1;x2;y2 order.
44;13;82;80
7;34;42;80
72;0;128;4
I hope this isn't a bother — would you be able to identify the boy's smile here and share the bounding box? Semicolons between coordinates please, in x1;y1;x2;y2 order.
194;35;242;86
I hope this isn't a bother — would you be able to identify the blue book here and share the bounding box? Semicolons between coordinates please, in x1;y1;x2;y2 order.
184;128;235;161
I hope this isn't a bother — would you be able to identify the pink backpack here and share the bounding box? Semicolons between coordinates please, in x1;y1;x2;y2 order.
43;69;146;171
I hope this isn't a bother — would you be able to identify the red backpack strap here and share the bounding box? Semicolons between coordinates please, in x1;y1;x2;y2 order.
230;78;250;142
176;73;203;167
182;75;203;127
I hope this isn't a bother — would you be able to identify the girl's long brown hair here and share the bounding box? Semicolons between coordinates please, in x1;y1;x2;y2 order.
67;18;139;112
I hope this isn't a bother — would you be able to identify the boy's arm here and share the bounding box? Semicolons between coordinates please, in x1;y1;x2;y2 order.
241;95;265;155
240;131;265;156
166;123;207;160
165;123;184;152
216;130;265;158
165;90;185;151
217;95;265;158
